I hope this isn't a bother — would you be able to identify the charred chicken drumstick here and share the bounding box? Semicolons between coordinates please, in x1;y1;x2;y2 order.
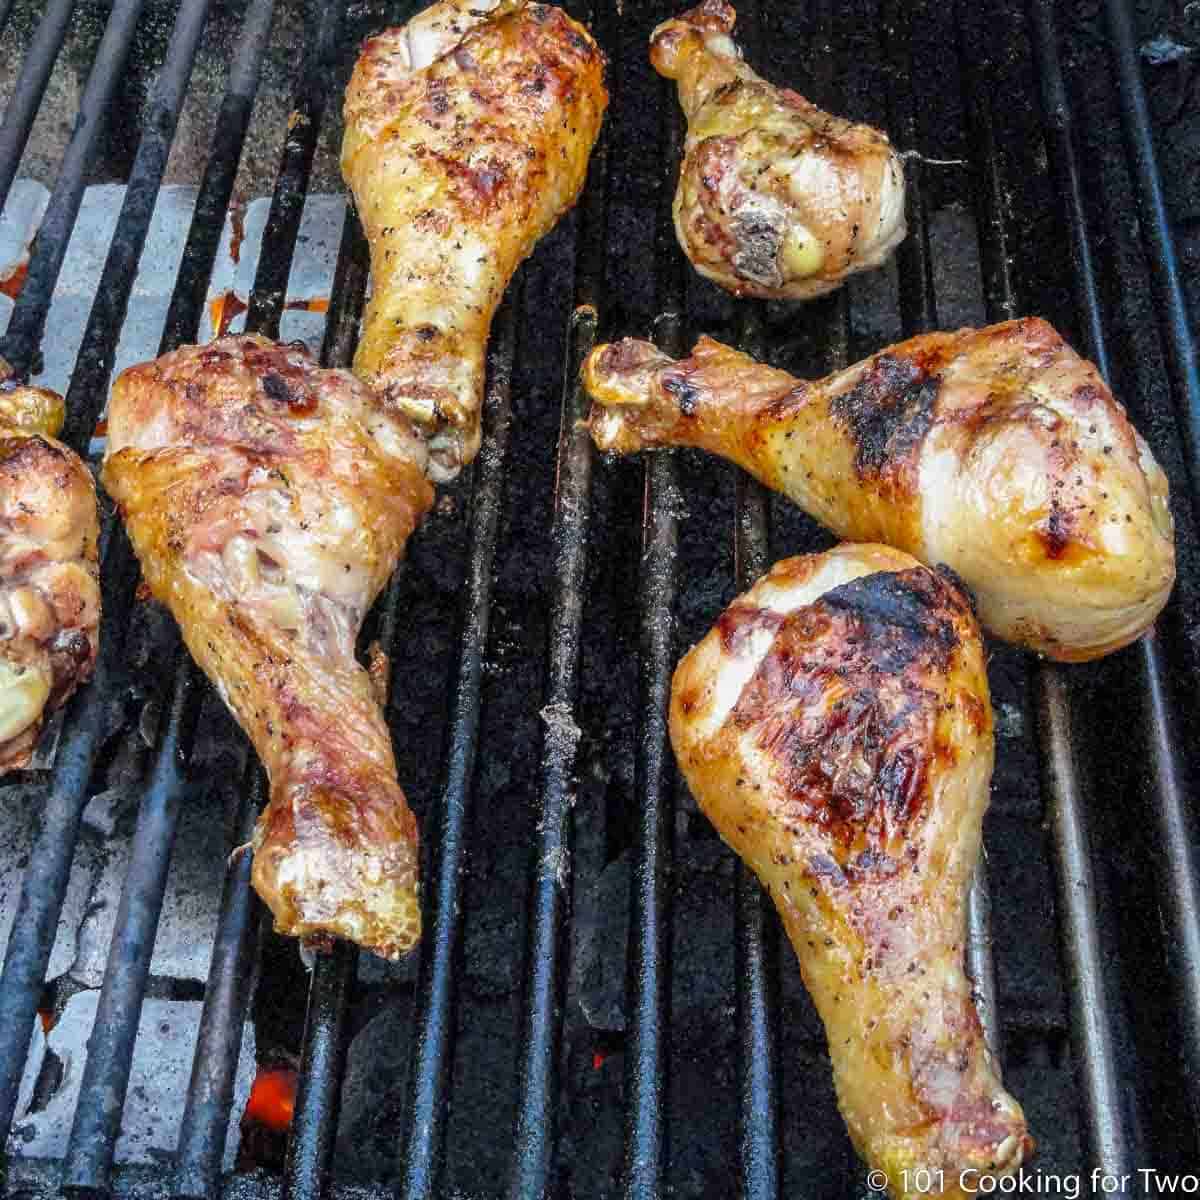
585;318;1175;660
342;0;607;481
671;544;1032;1199
103;336;434;958
0;374;100;772
651;0;905;299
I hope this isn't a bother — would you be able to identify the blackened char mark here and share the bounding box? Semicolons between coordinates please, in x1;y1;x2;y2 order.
821;569;961;674
732;568;967;861
829;353;939;478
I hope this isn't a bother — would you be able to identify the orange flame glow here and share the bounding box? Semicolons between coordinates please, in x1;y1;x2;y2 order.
244;1066;298;1132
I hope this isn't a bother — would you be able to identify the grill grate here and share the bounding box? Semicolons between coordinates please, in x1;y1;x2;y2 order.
0;0;1195;1196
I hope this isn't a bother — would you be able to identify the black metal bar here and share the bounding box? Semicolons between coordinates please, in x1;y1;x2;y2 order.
276;212;378;1200
0;0;149;378
506;86;608;1200
173;765;263;1200
883;0;1002;1053
282;941;357;1200
59;0;216;454
0;0;279;1157
621;427;677;1200
161;0;278;353
1029;0;1200;1136
732;467;782;1200
727;305;781;1200
61;3;339;1184
1034;677;1134;1180
62;628;202;1190
959;0;1137;1181
708;7;782;1190
0;519;139;1152
395;297;517;1200
244;0;344;340
615;45;680;1197
0;0;77;218
1103;0;1200;498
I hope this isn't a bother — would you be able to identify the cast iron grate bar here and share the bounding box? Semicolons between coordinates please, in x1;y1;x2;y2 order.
59;0;216;452
283;940;355;1200
245;0;344;339
0;0;77;218
506;4;606;1193
161;0;278;354
1029;0;1200;1139
0;0;149;379
173;763;264;1200
0;520;141;1152
959;0;1138;1181
620;66;680;1200
61;3;343;1188
725;8;780;1195
1102;0;1200;498
61;638;203;1191
394;298;518;1200
731;316;782;1200
884;0;1004;1055
0;0;277;1154
279;208;371;1200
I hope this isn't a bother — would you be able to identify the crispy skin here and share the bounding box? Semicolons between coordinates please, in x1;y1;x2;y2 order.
342;0;607;480
0;377;99;772
584;319;1175;660
671;545;1032;1198
651;1;905;299
102;336;434;958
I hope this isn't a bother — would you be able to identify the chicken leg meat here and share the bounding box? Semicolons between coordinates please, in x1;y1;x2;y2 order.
585;318;1175;660
0;371;100;772
651;0;906;299
670;543;1032;1198
103;336;434;958
342;0;608;480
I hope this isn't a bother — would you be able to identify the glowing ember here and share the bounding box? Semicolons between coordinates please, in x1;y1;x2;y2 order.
208;291;248;338
244;1066;298;1132
284;296;329;314
0;260;29;301
592;1051;605;1070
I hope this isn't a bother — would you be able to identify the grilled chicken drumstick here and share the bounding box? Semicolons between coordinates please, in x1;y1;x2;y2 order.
0;374;100;772
651;0;905;299
103;336;434;958
671;544;1032;1198
342;0;607;481
585;318;1175;660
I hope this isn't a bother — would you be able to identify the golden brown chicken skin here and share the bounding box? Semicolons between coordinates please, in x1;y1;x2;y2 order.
342;0;607;481
671;544;1032;1198
102;336;434;959
585;318;1175;660
651;1;905;299
0;374;100;772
